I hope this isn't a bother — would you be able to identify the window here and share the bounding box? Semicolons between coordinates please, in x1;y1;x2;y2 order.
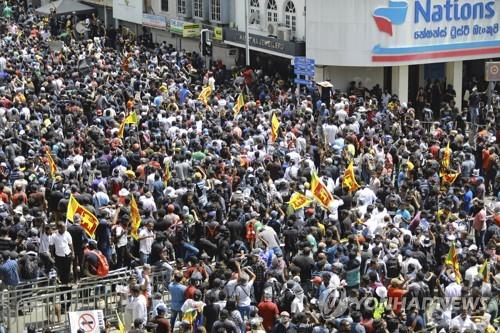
177;0;186;15
211;0;221;21
161;0;168;12
249;0;260;25
266;0;277;23
193;0;202;18
284;0;296;32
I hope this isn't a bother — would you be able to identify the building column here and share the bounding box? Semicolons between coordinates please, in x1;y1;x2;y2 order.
452;61;463;111
392;65;408;103
315;66;325;82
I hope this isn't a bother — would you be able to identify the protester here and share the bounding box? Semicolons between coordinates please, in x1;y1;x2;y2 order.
0;2;498;333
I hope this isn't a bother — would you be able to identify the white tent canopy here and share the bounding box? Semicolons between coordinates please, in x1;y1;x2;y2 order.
35;0;94;16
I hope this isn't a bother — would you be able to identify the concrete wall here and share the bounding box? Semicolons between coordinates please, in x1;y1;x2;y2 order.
317;66;385;92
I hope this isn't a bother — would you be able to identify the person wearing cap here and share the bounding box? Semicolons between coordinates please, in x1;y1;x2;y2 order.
152;303;171;333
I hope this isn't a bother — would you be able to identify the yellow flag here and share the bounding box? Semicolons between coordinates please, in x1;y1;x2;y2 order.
288;192;312;211
479;260;489;282
442;141;451;169
233;93;245;115
440;170;459;185
342;161;360;193
66;194;100;238
445;242;462;284
310;170;334;210
130;195;141;240
45;150;57;177
198;85;212;104
116;311;126;333
118;111;138;138
163;161;171;185
271;113;280;142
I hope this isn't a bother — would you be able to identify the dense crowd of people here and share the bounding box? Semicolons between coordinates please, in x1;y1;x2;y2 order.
0;1;499;333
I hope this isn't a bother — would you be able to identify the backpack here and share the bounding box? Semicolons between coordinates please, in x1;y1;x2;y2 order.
386;257;400;279
92;250;109;277
20;255;39;280
96;158;110;177
278;289;294;312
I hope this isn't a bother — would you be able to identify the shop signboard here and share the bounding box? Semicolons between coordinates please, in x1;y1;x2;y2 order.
143;14;167;30
112;0;143;24
307;0;500;66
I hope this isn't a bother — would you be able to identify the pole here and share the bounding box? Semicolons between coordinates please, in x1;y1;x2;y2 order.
104;5;108;29
244;0;250;66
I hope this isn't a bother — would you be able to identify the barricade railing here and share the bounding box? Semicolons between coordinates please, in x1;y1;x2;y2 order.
1;266;173;333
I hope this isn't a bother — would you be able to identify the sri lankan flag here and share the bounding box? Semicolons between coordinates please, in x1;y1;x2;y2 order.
45;150;57;177
440;170;459;185
479;260;489;282
288;192;312;211
198;85;212;105
130;195;141;240
310;170;334;210
67;194;100;238
444;242;462;284
118;111;138;138
342;161;360;193
163;161;172;185
233;93;245;115
442;141;451;169
271;113;280;143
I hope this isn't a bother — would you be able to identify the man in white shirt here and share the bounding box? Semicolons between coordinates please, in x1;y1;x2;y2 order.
125;285;148;329
450;308;476;332
39;223;54;274
50;222;74;284
139;222;155;264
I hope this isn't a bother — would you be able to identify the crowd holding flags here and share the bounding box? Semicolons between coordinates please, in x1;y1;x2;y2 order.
66;194;100;238
271;113;280;142
198;85;213;105
130;195;141;240
118;111;138;138
445;242;462;284
233;93;245;115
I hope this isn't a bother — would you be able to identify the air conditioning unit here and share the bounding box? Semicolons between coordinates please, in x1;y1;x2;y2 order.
267;22;278;36
277;27;291;41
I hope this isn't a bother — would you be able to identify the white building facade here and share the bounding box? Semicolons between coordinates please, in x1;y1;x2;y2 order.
306;0;500;110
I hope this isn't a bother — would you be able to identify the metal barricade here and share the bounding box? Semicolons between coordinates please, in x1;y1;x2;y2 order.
2;266;172;333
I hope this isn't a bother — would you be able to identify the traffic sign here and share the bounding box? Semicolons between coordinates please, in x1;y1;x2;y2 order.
79;313;96;332
69;310;105;333
294;78;312;86
294;68;315;76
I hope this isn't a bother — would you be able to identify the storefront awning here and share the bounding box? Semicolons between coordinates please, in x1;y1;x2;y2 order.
36;0;95;16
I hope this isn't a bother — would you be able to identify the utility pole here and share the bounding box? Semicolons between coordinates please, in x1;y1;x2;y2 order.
244;0;250;66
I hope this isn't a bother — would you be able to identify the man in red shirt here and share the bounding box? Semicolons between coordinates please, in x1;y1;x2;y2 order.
387;278;407;315
258;292;279;332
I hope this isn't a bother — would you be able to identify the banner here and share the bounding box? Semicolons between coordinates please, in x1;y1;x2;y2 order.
112;0;143;24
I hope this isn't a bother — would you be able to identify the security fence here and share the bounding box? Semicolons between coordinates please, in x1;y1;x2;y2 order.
0;266;171;333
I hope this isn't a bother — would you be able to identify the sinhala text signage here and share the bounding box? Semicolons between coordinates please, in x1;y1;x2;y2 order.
306;0;500;66
169;19;201;38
